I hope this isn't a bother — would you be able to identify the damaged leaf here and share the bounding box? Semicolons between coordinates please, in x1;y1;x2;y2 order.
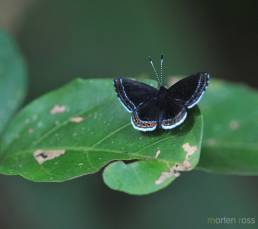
0;79;203;195
0;31;27;135
198;80;258;175
103;141;200;195
33;149;66;165
103;161;176;195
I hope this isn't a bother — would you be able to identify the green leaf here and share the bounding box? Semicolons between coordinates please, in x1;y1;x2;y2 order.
198;80;258;175
103;108;202;195
0;79;203;195
103;160;177;195
0;31;27;135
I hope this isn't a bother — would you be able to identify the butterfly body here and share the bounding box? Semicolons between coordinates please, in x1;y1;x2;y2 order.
114;72;210;132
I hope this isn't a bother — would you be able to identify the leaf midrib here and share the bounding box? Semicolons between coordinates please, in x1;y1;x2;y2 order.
4;146;174;165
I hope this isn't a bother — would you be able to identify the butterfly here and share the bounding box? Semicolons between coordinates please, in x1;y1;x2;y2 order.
114;55;210;132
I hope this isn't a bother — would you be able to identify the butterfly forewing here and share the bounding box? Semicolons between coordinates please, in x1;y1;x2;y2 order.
114;78;158;112
168;72;210;109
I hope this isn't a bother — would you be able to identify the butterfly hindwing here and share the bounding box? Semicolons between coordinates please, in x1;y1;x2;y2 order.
131;97;187;131
161;98;187;130
131;98;159;131
114;78;158;112
168;72;210;109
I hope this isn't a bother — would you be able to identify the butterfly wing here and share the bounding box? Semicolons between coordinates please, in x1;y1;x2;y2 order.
131;98;159;131
131;97;187;131
160;99;187;130
168;72;210;109
114;78;158;112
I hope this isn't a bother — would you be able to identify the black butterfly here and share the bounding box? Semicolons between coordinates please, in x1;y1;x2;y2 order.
114;55;210;132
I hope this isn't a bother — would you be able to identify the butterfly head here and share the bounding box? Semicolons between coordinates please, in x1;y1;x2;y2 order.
148;54;165;88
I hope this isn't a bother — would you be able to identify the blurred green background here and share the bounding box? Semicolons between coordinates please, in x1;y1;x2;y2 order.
0;0;257;228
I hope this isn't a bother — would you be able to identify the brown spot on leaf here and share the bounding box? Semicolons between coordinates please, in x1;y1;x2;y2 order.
155;166;181;185
173;160;192;172
155;161;191;185
33;149;65;165
50;105;66;114
28;128;34;134
182;143;197;158
182;160;192;170
229;120;240;130
70;116;84;123
155;143;197;185
155;170;175;185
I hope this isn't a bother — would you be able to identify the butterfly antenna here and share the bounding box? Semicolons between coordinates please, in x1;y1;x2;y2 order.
148;56;161;87
160;54;164;86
